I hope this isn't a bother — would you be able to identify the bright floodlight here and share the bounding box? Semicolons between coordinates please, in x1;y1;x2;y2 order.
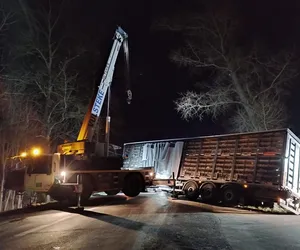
32;148;41;156
60;171;66;177
20;152;27;158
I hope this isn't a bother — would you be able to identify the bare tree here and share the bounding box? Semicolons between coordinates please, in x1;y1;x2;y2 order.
0;86;39;211
6;2;85;152
157;6;297;132
0;5;20;211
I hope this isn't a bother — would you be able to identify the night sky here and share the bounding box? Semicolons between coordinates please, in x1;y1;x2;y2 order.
51;0;300;144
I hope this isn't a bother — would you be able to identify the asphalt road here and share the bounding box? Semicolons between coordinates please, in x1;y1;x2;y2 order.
0;191;300;250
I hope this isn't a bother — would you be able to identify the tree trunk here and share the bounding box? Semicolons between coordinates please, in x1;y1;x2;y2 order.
230;70;257;131
0;147;5;212
4;190;11;211
0;174;4;212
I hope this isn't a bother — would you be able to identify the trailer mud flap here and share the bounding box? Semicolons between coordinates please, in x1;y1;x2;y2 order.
279;198;300;215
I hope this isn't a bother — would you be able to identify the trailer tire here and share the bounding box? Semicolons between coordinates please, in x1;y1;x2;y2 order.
200;183;217;204
105;190;120;196
221;185;239;206
122;173;143;197
184;180;199;201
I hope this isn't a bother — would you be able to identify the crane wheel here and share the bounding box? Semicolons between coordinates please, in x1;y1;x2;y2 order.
80;174;94;203
105;190;120;196
184;180;199;201
49;185;72;203
66;174;94;205
50;194;68;203
122;173;143;197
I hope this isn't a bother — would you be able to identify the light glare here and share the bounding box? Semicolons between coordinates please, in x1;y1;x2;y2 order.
32;148;41;156
20;152;27;157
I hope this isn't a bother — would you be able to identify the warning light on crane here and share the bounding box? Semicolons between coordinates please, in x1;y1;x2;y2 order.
32;148;41;156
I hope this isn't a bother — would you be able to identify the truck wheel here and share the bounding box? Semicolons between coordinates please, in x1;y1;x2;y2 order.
200;183;217;204
184;180;199;201
122;173;143;197
105;190;120;196
222;185;239;206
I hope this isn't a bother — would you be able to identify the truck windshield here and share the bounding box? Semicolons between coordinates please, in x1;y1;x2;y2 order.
26;155;52;174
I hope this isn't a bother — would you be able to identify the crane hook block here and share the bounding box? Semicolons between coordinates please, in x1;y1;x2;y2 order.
126;89;132;104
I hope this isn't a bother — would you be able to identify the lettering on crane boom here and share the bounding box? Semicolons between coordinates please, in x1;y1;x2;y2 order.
92;89;105;115
88;113;97;127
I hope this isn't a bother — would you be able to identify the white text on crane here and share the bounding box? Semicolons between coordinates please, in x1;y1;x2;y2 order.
92;89;105;115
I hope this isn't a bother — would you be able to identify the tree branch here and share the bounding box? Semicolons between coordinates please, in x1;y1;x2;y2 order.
175;86;240;121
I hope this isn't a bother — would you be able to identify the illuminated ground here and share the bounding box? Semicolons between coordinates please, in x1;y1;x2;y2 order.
0;191;299;250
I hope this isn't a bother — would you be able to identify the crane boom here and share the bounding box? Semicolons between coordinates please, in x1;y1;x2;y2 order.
77;26;131;142
57;27;131;156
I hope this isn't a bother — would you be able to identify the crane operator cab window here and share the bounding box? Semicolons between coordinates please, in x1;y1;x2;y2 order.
26;155;52;175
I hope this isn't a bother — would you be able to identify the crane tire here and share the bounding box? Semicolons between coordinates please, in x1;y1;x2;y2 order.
80;174;94;202
122;173;143;197
105;190;120;196
66;174;93;205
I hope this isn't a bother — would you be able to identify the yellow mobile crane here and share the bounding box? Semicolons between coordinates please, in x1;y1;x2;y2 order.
9;27;154;206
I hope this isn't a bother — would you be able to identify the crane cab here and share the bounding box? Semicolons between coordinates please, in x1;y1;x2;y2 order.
24;153;59;192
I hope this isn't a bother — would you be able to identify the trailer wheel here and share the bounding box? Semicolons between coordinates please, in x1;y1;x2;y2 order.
105;190;120;196
200;183;217;204
184;180;199;201
221;185;239;206
122;173;143;197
